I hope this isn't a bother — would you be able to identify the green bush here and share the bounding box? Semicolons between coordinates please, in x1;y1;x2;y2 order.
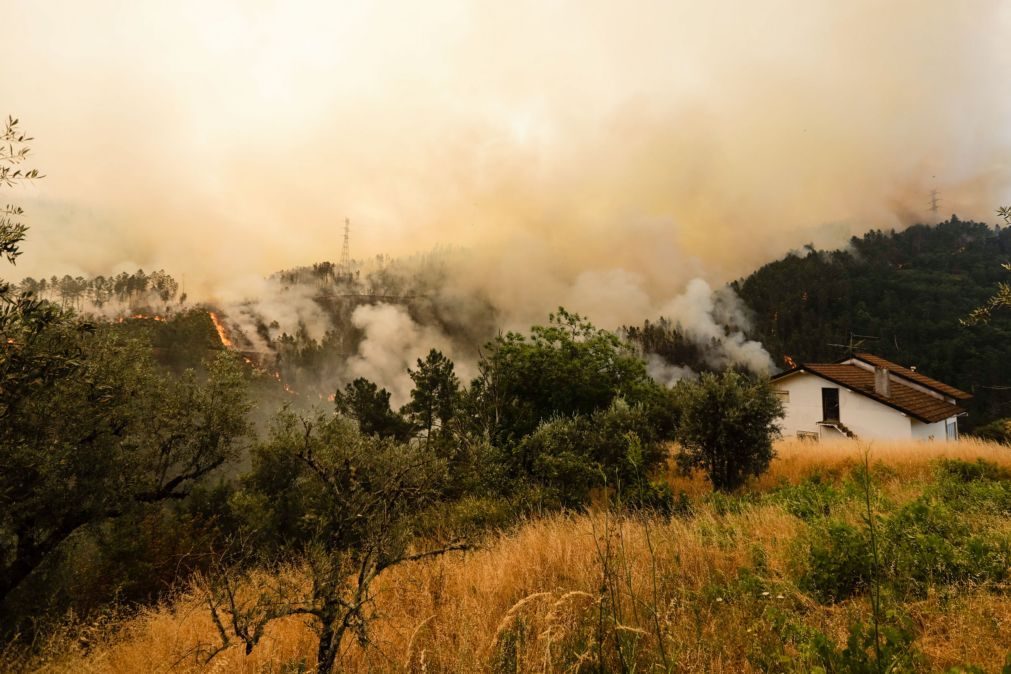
517;399;672;510
802;610;923;674
770;474;841;520
798;520;873;603
970;418;1011;445
932;460;1011;516
674;371;783;491
937;458;1011;483
881;497;1011;596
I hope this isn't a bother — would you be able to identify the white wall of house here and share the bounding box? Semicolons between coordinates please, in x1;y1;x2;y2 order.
773;371;913;440
911;419;946;440
911;417;960;441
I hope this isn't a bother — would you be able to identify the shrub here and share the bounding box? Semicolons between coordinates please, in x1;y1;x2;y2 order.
674;371;783;491
881;496;1011;596
770;474;840;520
798;520;873;603
803;610;923;673
970;418;1011;445
517;399;672;509
937;458;1011;483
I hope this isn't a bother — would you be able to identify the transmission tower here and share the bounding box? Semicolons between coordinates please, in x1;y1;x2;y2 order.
339;217;351;279
929;189;941;219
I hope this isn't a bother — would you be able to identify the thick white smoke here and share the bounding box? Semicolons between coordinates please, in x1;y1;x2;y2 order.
344;303;475;406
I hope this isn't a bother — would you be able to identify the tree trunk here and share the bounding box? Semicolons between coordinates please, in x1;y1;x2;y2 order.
316;615;341;674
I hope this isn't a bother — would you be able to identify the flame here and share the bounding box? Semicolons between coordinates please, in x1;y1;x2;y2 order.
784;355;797;369
208;311;234;348
115;314;165;323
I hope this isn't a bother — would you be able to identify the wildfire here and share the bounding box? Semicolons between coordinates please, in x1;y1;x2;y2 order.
115;314;165;324
207;311;235;349
784;355;797;369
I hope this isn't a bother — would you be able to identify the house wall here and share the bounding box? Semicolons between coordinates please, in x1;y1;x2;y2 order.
773;371;913;440
911;417;959;441
911;419;947;440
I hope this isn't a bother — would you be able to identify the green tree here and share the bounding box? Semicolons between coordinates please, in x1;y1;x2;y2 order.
1;345;252;607
674;371;783;491
211;410;466;673
962;207;1011;325
517;398;675;509
333;377;412;442
472;308;660;449
402;349;460;447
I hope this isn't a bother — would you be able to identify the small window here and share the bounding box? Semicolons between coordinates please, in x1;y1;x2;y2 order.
774;389;790;402
822;388;840;422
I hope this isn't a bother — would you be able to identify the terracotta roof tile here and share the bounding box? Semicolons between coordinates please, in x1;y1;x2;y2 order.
849;353;972;401
779;363;965;423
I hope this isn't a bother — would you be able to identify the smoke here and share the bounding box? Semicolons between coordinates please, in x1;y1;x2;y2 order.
4;1;1011;390
344;303;475;406
659;279;774;375
644;354;696;388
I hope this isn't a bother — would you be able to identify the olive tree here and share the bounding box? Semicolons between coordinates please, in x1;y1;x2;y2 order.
207;410;468;673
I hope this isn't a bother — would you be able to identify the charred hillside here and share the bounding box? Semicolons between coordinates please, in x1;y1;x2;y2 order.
734;217;1011;426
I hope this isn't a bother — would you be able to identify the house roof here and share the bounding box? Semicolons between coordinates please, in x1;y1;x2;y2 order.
771;361;966;424
847;353;972;401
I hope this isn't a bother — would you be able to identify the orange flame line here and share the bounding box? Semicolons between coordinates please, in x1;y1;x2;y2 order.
207;311;234;349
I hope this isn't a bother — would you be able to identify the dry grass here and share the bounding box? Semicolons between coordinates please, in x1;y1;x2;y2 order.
15;438;1011;673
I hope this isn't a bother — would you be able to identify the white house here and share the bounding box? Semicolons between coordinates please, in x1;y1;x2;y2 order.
770;353;970;441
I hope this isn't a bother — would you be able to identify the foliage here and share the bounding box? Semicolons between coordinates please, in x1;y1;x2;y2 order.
798;465;1011;604
798;520;874;602
674;371;783;491
18;268;182;312
211;410;466;674
1;345;252;616
769;473;841;520
622;316;719;374
880;496;1011;597
803;610;923;673
333;377;412;442
970;418;1011;445
516;399;674;510
471;308;663;447
962;207;1011;325
402;348;461;449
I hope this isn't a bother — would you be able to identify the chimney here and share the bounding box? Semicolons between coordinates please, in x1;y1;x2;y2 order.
874;366;891;398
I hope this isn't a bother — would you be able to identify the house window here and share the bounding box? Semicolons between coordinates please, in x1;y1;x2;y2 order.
775;390;790;403
946;418;958;440
822;388;840;422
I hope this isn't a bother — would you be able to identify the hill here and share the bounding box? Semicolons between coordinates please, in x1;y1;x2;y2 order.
734;217;1011;427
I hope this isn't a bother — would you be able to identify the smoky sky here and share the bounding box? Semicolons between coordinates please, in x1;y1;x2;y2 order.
4;0;1011;307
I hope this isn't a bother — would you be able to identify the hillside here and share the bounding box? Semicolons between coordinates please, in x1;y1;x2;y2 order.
734;217;1011;426
14;439;1011;673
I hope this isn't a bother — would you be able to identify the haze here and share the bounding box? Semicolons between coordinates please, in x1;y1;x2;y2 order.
5;0;1011;305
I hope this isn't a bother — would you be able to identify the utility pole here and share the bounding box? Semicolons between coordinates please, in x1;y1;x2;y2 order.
929;189;941;219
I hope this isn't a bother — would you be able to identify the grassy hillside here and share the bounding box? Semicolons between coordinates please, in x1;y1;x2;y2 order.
734;218;1011;427
13;439;1011;673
